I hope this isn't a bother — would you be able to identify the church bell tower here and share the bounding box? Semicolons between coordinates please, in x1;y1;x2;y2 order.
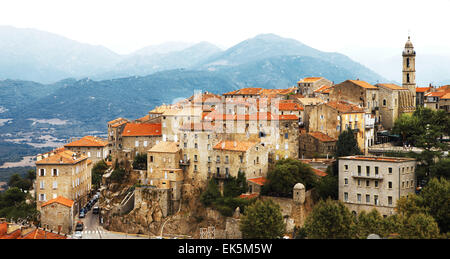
402;36;416;107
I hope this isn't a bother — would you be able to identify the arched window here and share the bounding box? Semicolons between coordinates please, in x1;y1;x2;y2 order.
383;99;387;106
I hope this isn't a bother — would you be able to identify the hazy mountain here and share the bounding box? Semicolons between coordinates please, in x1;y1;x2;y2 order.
94;42;223;80
197;33;386;84
0;26;121;83
131;41;195;56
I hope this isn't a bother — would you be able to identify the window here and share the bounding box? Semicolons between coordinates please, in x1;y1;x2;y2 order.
194;155;198;162
344;178;348;185
52;181;58;190
39;168;45;177
366;166;370;176
150;156;154;163
216;156;220;163
388;167;393;174
40;181;45;190
344;165;348;170
256;156;259;164
144;141;148;147
194;143;198;149
375;181;379;188
388;181;393;189
284;133;289;139
358;166;361;176
357;194;361;203
374;195;379;205
239;156;243;163
407;73;410;83
52;169;58;176
225;156;229;164
358;179;361;186
344;192;348;202
375;167;379;176
366;194;370;203
383;99;387;106
39;194;46;201
135;140;139;147
194;165;198;171
366;180;370;187
388;196;393;206
184;142;187;148
208;156;211;163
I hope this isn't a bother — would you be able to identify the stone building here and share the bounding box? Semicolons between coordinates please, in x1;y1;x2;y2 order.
35;148;92;212
338;155;417;217
415;87;431;107
64;135;109;164
107;117;129;161
329;80;379;116
439;92;450;113
297;77;333;97
121;122;162;158
307;101;366;152
424;91;447;110
299;131;337;158
212;140;268;181
376;83;415;130
146;141;184;203
40;196;74;234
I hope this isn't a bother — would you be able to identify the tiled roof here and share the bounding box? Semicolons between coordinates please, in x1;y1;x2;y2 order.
135;114;150;122
348;80;378;89
416;87;431;93
425;91;446;97
223;88;263;96
19;229;67;239
239;193;259;199
36;148;87;165
148;141;180;153
41;196;74;208
278;101;302;111
308;132;337;142
64;136;107;147
312;168;328;177
437;85;450;92
297;98;323;106
213;140;258;152
122;123;162;137
314;85;332;93
377;83;406;91
108;117;128;128
298;77;323;83
326;101;364;113
441;92;450;100
247;177;267;186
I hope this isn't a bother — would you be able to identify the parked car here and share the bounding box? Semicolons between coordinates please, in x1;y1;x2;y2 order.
73;231;82;239
79;211;85;218
75;222;84;232
92;206;99;214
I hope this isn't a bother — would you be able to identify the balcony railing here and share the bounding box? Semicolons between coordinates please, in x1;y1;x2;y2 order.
351;172;383;180
179;159;190;166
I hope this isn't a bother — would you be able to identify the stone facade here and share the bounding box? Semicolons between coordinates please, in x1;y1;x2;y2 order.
299;131;336;158
64;136;109;164
402;36;416;107
297;77;333;97
40;196;74;234
35;148;92;213
338;156;417;217
376;83;415;130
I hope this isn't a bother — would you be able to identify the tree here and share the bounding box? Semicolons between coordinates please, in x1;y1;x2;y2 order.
240;199;285;239
261;159;318;197
223;171;248;198
392;113;420;145
132;153;147;170
110;167;126;182
314;173;338;200
418;177;450;233
200;179;221;206
335;128;362;157
354;209;385;239
92;160;108;188
430;158;450;180
303;199;356;239
8;173;32;191
399;213;440;239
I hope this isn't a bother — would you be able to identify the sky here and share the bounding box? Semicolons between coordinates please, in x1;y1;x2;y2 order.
1;0;450;56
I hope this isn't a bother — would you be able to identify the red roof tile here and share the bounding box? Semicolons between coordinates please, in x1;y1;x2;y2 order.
416;87;431;93
348;80;378;89
308;132;337;142
64;136;107;147
122;123;162;137
247;177;267;186
239;193;259;199
213;141;258;152
326;101;364;113
312;168;328;177
41;196;74;208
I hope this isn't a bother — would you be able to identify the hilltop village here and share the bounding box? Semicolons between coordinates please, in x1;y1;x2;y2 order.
7;36;448;239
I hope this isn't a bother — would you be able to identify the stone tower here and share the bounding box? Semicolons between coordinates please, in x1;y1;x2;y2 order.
293;183;305;204
402;36;416;107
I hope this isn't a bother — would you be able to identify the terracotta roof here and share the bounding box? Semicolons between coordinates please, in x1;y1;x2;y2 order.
108;117;128;128
179;122;216;131
312;168;328;177
64;136;107;147
0;223;21;239
308;132;337;142
19;229;67;239
348;80;378;89
297;98;323;106
377;83;406;91
326;101;364;113
239;193;259;199
41;196;74;208
223;87;263;96
275;114;299;121
440;92;450;100
437;85;450;92
247;177;267;186
148;141;180;153
36;148;87;165
416;87;431;93
135;114;150;122
425;91;446;97
213;141;258;152
298;77;323;83
278;101;302;111
122;123;162;137
314;85;332;93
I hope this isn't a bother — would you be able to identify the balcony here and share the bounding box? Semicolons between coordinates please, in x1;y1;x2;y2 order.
351;172;383;180
179;159;190;166
213;172;230;179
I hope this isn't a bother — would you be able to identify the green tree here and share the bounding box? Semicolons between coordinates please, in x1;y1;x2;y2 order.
399;213;440;239
314;173;338;200
335;128;362;157
430;158;450;180
223;171;248;198
110;167;126;182
132;153;147;170
303;199;356;239
261;159;317;197
8;173;32;191
92;160;108;188
392;113;420;145
240;199;285;239
200;179;221;206
354;209;385;239
418;177;450;233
